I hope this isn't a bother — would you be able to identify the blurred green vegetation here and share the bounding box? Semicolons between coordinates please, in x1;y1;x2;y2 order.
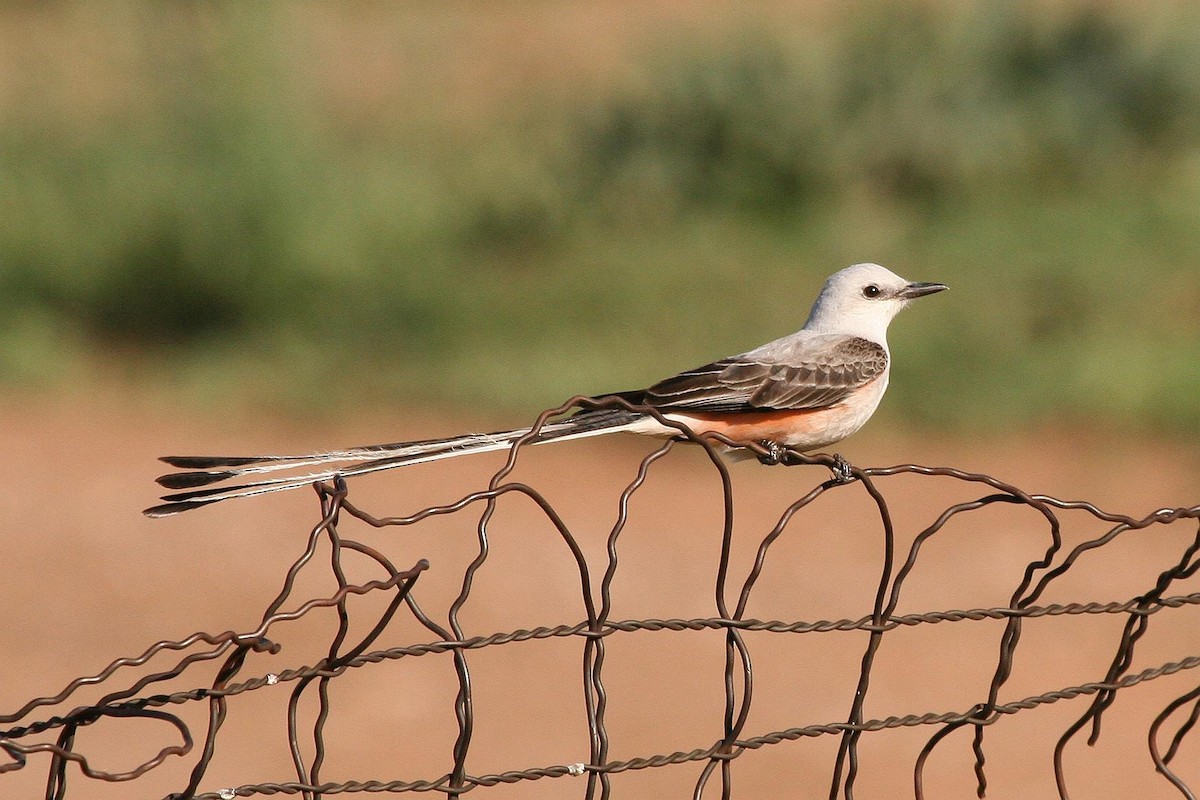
1;3;1198;435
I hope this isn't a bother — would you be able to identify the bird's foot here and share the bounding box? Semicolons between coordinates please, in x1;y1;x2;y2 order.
830;454;856;483
756;439;787;465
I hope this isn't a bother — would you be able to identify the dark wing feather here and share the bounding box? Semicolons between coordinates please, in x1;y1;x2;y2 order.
637;336;887;413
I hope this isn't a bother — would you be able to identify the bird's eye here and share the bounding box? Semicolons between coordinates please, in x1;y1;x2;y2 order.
862;284;882;299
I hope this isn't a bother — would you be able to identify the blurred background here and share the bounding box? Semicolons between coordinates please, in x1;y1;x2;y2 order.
2;1;1199;432
1;3;1198;799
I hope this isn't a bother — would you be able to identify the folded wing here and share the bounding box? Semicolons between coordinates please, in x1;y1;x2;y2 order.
633;335;887;413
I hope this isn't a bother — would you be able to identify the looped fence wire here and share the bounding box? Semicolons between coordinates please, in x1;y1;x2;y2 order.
2;396;1198;799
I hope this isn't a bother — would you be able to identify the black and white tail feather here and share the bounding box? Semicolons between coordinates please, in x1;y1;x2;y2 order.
145;408;646;517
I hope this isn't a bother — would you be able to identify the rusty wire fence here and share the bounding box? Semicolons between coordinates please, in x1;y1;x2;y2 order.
3;397;1200;799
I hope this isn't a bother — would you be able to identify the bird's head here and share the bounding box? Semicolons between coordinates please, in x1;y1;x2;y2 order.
802;263;947;343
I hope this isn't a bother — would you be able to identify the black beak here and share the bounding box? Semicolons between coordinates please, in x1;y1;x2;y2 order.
899;281;948;299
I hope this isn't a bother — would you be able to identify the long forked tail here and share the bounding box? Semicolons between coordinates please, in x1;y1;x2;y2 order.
144;408;648;517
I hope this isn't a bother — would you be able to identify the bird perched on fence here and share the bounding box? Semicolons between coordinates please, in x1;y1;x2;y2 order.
146;263;946;517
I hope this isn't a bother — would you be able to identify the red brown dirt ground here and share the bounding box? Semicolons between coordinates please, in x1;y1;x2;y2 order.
1;387;1197;799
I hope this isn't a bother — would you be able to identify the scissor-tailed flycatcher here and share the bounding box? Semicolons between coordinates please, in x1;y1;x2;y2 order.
146;263;945;517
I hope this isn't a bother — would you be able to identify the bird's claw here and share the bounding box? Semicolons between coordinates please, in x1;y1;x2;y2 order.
756;440;787;465
830;454;856;483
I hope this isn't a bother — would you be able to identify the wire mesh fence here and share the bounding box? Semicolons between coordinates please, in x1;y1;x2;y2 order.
3;397;1199;799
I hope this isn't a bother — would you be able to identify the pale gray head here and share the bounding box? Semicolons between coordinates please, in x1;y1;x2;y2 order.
801;263;947;343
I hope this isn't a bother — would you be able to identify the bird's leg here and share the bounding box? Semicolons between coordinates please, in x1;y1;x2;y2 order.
830;453;856;483
756;439;787;465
